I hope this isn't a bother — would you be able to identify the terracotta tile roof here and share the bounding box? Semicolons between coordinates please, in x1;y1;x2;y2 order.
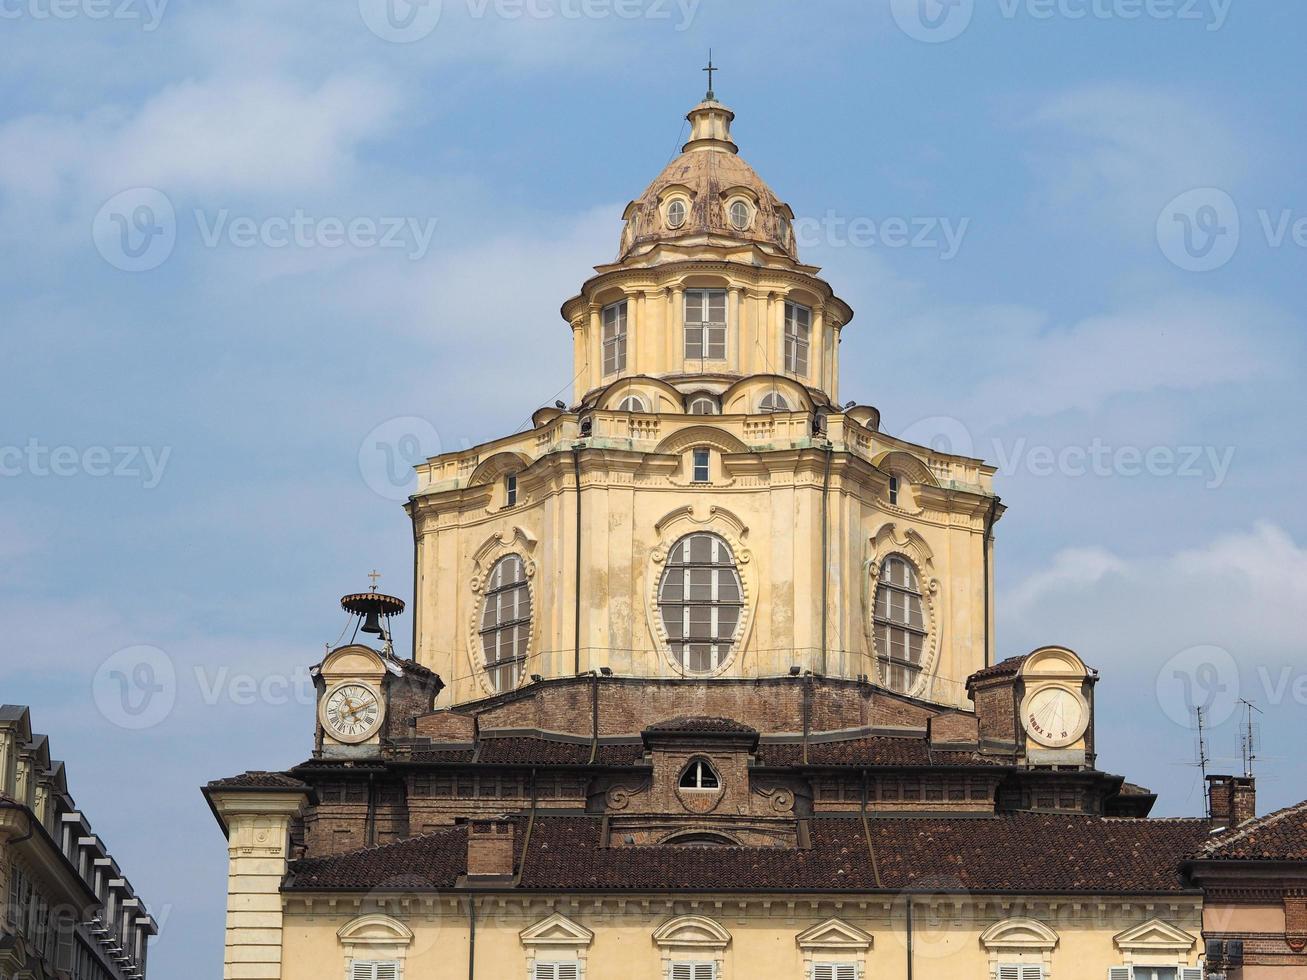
1196;800;1307;860
645;717;759;736
475;737;646;767
756;735;1005;769
967;655;1028;685
284;813;1208;895
206;771;311;790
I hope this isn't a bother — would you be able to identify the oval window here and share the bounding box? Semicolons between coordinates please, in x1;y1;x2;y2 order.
658;533;743;673
874;555;926;694
667;199;688;229
479;555;531;692
729;200;751;231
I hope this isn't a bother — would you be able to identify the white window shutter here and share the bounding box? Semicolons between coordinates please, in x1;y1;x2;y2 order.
349;963;375;980
1021;967;1043;980
1181;970;1203;980
1108;969;1132;980
998;966;1021;980
671;965;693;980
813;967;834;980
374;964;398;980
696;965;716;980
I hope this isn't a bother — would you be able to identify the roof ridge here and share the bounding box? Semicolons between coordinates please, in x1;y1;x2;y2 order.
293;824;467;864
1200;798;1307;855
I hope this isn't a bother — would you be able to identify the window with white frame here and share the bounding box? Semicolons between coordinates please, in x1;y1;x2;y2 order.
687;395;719;415
657;533;743;673
678;758;720;790
350;963;400;980
531;962;581;980
684;289;727;361
874;555;926;694
602;300;628;376
997;966;1043;980
759;392;791;413
812;965;858;980
784;301;811;376
1110;969;1201;980
670;963;716;980
618;395;648;413
692;448;710;483
479;555;531;692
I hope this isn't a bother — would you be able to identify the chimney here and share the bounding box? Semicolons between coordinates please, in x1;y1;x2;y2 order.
464;817;515;879
1208;775;1256;830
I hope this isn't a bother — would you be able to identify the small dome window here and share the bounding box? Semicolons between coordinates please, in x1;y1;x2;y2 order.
759;392;791;414
687;395;720;415
679;758;720;790
618;395;648;413
666;199;688;229
729;200;751;231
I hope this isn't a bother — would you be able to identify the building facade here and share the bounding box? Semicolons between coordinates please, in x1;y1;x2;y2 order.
206;90;1306;979
0;705;156;980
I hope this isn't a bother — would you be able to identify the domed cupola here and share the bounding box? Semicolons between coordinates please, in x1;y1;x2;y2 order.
618;96;799;263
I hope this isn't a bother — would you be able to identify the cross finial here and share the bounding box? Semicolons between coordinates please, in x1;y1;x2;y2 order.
368;569;381;591
703;51;718;101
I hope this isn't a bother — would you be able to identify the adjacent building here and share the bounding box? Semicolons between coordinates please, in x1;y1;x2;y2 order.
205;89;1307;979
0;705;156;980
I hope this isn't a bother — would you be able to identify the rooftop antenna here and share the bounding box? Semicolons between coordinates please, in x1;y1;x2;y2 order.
703;51;718;101
1194;705;1211;817
1238;698;1262;779
340;571;405;658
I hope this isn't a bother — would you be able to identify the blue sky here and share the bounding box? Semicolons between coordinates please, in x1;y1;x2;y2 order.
1;0;1305;972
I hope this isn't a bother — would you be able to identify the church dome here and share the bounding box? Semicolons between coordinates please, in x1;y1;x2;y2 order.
618;98;799;262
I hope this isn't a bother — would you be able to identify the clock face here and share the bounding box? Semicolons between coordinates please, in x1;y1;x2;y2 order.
1022;686;1087;749
322;683;383;743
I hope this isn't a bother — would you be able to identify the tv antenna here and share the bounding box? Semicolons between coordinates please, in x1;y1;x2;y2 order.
1194;705;1211;816
1238;698;1262;779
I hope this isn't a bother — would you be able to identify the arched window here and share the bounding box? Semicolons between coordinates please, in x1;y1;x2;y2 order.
678;759;720;790
874;555;926;694
658;533;743;673
687;395;720;415
618;395;648;413
666;199;688;229
479;555;531;692
759;392;791;414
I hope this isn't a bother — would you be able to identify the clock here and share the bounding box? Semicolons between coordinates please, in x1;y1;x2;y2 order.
320;682;384;744
1021;685;1088;749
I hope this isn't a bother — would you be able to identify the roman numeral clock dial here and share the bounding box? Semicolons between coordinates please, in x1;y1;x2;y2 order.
1021;686;1088;749
321;683;383;744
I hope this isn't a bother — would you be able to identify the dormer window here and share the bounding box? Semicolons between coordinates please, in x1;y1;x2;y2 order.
602;300;628;376
729;199;751;231
618;395;648;413
679;758;719;790
687;395;720;415
667;198;688;229
759;392;790;414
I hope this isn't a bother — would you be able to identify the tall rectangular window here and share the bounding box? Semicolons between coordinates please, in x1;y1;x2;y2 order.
692;448;710;483
602;300;628;376
784;300;811;376
505;473;518;507
684;289;727;361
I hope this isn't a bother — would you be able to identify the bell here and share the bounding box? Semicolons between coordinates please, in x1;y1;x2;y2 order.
360;610;384;635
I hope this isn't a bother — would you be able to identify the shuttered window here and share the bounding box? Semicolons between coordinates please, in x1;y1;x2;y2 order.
533;962;581;980
1108;969;1132;980
479;554;532;692
602;301;628;376
997;966;1042;980
657;533;743;673
350;962;400;980
784;301;811;376
812;964;858;980
684;289;727;361
670;963;716;980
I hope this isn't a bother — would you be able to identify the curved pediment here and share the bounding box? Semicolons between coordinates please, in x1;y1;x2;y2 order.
980;917;1059;952
720;375;815;415
652;914;732;949
1020;646;1090;680
337;913;414;948
872;449;940;487
654;424;749;457
467;451;534;487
